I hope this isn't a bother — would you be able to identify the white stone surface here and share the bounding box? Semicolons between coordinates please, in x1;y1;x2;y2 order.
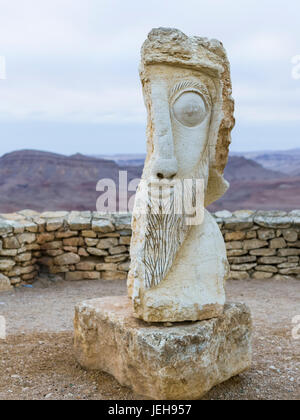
128;28;235;322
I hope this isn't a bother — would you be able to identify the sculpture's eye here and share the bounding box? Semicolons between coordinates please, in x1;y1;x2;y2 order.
172;91;207;127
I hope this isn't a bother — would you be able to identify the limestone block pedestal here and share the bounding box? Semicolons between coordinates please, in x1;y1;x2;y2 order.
74;296;252;400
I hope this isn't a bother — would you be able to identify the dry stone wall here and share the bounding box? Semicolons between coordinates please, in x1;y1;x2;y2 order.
0;209;299;290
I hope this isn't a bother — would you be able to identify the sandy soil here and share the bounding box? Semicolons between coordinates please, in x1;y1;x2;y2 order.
0;277;299;400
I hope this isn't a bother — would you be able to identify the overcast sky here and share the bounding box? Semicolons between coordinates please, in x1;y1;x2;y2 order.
0;0;299;156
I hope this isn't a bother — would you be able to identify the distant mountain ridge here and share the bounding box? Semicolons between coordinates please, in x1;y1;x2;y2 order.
232;148;300;175
224;156;285;181
95;148;300;175
92;154;146;167
0;150;141;213
0;149;299;213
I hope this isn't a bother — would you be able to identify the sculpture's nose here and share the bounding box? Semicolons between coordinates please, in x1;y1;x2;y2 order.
152;157;178;180
149;81;177;180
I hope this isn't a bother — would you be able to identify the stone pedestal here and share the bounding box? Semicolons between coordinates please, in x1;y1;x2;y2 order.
74;296;252;400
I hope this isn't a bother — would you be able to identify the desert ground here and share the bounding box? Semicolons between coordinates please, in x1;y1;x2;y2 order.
0;277;299;400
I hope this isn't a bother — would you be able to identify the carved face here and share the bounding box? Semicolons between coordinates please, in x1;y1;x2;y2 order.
143;64;216;188
128;65;219;289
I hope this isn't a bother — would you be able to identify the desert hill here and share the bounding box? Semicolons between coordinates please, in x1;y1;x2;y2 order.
0;149;299;213
233;148;300;175
0;150;141;213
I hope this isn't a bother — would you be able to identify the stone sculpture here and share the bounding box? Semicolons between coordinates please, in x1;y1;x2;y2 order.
74;28;251;400
128;27;235;322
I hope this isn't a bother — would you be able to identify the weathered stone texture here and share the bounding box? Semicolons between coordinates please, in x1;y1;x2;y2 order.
0;273;13;291
74;297;252;400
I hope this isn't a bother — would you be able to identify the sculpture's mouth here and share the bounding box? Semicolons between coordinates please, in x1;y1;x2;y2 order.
148;179;176;200
148;187;174;201
147;178;177;201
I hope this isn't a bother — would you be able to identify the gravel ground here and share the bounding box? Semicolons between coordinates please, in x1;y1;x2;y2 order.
0;277;299;400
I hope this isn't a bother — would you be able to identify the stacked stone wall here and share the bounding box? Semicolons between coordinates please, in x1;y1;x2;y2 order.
0;210;299;290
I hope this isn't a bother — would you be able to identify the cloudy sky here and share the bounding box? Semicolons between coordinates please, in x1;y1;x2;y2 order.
0;0;299;156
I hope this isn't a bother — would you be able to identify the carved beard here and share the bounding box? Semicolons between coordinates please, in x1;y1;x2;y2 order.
142;148;209;289
143;187;190;289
